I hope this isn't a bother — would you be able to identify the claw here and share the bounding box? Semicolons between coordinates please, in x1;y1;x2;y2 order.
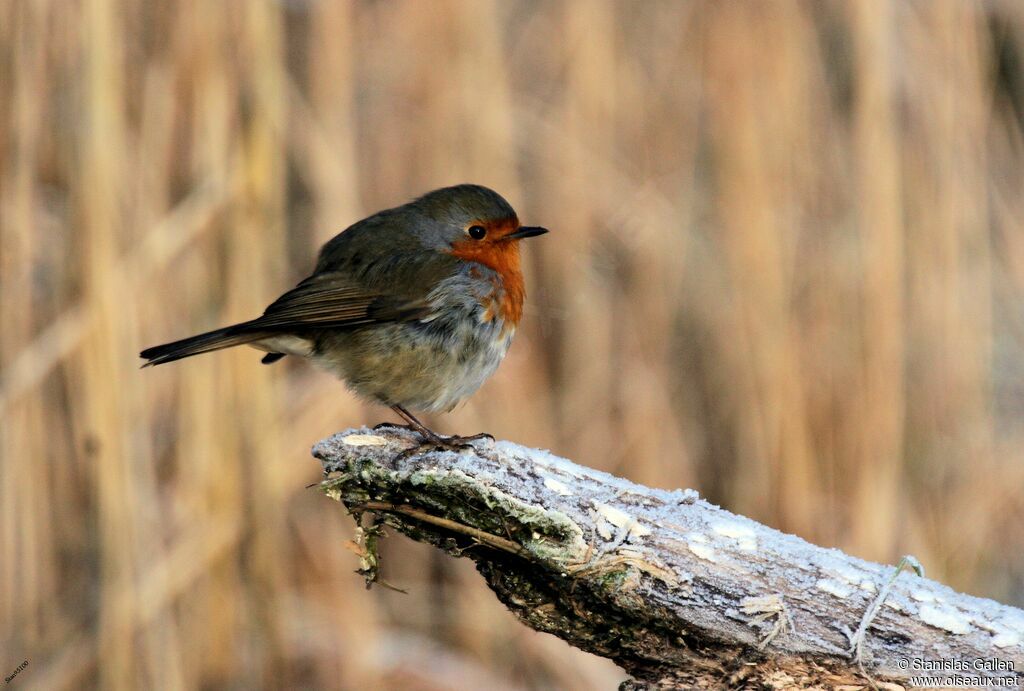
453;432;494;444
393;445;426;462
383;405;494;460
391;431;494;462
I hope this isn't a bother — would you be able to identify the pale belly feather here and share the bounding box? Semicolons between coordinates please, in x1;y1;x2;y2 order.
308;270;517;412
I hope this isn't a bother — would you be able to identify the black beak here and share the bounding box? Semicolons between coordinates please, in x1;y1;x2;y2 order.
505;226;549;240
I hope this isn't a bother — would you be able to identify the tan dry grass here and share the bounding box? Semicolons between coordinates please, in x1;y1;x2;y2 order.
2;1;1024;688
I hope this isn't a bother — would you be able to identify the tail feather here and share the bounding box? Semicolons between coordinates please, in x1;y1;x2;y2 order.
140;323;267;367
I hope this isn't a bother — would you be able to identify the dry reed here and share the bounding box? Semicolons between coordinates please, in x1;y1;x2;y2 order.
2;1;1023;688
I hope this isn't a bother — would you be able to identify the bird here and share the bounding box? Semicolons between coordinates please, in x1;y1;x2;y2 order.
140;184;548;450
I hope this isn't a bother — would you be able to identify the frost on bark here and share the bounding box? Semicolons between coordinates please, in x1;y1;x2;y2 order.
314;429;1024;689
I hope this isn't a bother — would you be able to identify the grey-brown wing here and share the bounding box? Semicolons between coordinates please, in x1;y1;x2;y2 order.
234;272;432;333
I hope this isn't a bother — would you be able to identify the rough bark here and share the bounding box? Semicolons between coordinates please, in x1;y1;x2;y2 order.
314;428;1024;689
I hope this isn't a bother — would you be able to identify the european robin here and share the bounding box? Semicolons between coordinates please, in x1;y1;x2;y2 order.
140;184;548;448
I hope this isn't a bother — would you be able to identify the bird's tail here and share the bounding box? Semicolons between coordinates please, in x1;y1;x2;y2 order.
140;322;267;367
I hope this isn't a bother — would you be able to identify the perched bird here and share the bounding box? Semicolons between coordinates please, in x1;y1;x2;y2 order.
140;184;547;448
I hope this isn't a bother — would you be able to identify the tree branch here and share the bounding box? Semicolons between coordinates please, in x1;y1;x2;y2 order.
314;429;1024;689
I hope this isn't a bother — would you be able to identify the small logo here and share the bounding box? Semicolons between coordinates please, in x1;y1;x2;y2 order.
5;660;28;685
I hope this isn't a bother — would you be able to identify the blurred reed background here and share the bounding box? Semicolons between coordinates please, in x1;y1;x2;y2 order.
2;1;1024;689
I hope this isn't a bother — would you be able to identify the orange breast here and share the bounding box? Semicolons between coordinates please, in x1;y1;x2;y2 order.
448;223;526;325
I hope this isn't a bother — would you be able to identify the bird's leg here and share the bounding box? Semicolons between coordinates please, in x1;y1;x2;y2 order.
385;405;493;456
373;405;436;436
383;405;446;444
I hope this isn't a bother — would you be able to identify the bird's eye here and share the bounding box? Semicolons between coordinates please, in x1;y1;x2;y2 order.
468;225;487;240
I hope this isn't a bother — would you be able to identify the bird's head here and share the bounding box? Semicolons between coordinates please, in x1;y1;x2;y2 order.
412;184;548;260
410;184;547;325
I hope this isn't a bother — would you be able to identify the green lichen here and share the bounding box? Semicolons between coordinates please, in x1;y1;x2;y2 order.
598;568;631;592
322;453;593;580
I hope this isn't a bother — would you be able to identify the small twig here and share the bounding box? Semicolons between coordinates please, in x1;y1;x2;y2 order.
350;500;531;558
845;554;925;686
742;594;795;650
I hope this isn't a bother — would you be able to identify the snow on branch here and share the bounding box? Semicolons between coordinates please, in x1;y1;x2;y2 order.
314;429;1024;689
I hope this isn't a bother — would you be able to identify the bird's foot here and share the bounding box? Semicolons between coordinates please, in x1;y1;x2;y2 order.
383;405;494;461
393;431;495;461
443;431;495;446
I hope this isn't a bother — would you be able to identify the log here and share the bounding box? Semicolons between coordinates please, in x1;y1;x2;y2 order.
313;428;1024;689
